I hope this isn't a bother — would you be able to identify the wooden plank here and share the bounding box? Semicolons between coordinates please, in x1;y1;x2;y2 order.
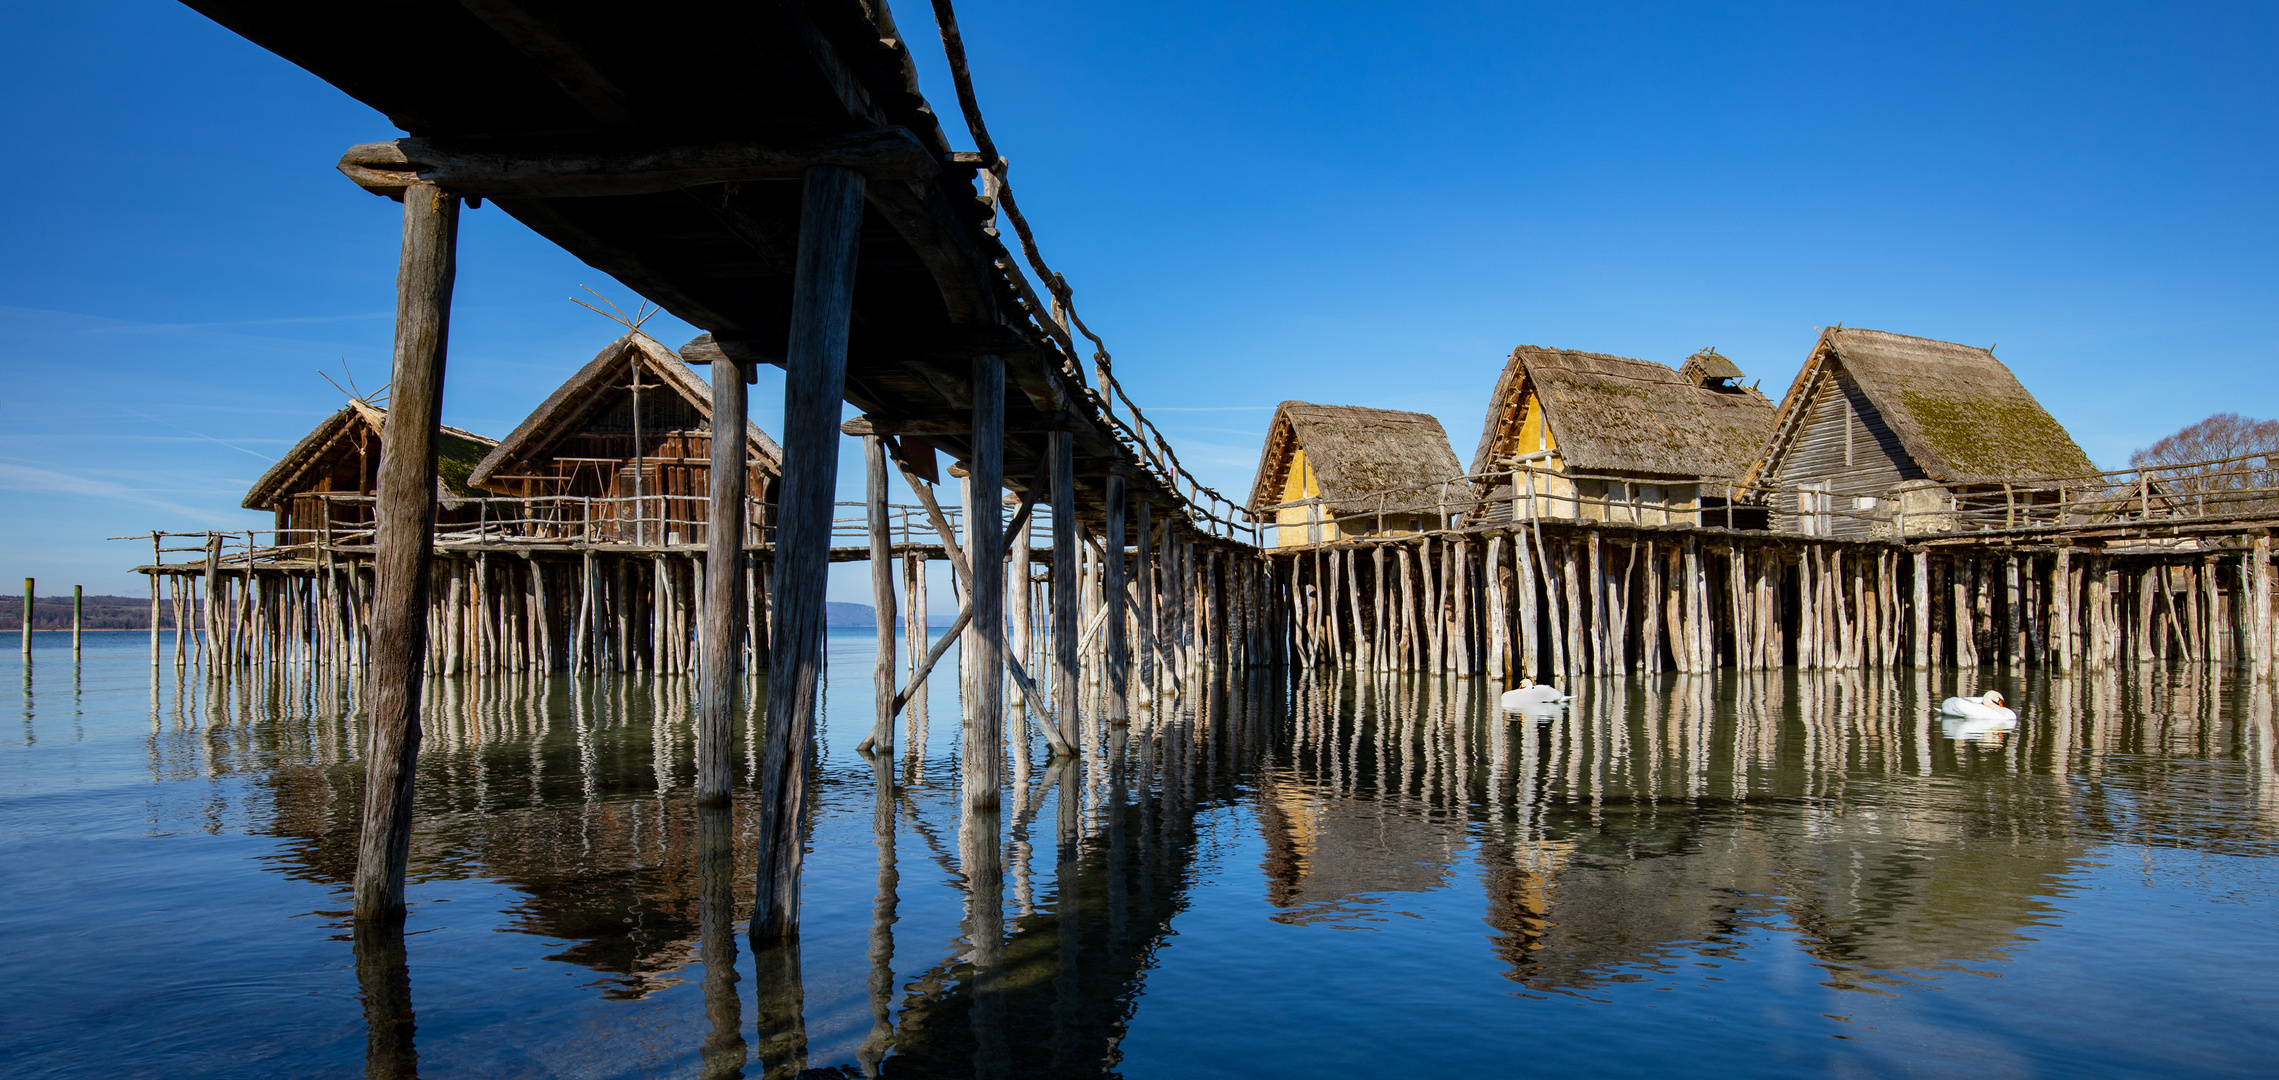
354;183;457;922
754;165;865;941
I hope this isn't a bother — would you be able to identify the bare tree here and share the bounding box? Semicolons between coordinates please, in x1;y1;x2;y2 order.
2129;412;2279;514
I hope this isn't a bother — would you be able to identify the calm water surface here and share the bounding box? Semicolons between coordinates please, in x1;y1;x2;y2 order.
6;630;2279;1077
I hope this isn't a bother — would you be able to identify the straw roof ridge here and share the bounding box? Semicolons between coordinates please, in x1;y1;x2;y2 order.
1754;327;2093;486
469;331;784;487
243;401;497;510
1246;401;1465;519
1469;345;1775;480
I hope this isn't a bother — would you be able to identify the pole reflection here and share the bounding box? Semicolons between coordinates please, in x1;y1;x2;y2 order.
96;654;2279;1076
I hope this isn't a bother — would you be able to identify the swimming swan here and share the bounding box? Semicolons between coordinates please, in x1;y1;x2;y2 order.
1500;679;1572;714
1939;691;2016;723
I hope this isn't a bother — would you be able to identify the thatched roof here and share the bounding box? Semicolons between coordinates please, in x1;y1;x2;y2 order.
1749;328;2093;487
242;401;495;510
469;331;783;488
1247;402;1465;520
1470;346;1775;480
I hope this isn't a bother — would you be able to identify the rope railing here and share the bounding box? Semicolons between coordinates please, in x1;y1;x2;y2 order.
923;0;1260;547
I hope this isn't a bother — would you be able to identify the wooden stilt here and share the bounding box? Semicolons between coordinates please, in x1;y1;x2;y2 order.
1485;535;1507;683
1049;431;1079;753
753;165;864;941
696;345;750;799
859;436;898;754
1104;471;1128;723
966;353;1007;802
353;182;457;922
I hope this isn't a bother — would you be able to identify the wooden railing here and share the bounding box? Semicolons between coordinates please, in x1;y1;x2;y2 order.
1249;450;2279;543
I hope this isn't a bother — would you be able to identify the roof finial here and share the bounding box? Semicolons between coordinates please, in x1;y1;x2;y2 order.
318;357;388;408
570;285;657;333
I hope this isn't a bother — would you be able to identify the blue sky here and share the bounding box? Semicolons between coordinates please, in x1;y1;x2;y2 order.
4;1;2275;598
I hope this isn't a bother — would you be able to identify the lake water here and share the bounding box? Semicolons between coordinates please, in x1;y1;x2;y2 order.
6;629;2279;1077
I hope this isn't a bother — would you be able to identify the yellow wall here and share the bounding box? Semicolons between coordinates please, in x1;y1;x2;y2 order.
1274;446;1339;546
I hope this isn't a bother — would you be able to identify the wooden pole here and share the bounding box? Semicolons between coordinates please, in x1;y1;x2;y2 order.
696;346;750;800
966;353;1006;803
860;436;898;754
1486;535;1507;683
72;585;82;661
1050;432;1078;750
1135;499;1155;702
754;165;864;940
19;577;28;658
353;182;457;922
1104;471;1128;723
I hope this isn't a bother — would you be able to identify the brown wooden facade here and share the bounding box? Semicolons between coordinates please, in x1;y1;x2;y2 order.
469;331;784;545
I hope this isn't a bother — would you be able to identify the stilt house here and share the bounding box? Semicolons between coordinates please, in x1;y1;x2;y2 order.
1744;328;2094;537
1469;346;1776;526
1246;402;1465;547
242;401;497;548
468;331;784;545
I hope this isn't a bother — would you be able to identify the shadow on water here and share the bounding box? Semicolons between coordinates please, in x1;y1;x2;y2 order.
15;631;2279;1076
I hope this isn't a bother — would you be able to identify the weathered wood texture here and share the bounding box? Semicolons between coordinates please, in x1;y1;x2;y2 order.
354;183;457;922
754;165;865;941
696;351;748;803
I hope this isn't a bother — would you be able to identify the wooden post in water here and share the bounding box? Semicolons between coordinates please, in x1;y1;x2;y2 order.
1135;500;1155;704
19;577;28;658
1485;535;1508;683
966;353;1007;803
71;585;82;661
1104;471;1128;723
354;181;457;922
1050;432;1078;750
860;436;898;753
696;347;749;802
754;165;864;940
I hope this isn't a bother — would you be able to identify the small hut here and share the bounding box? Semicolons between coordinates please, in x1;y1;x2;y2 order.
242;401;497;549
469;331;784;545
1469;346;1776;526
1744;327;2094;536
1246;402;1465;547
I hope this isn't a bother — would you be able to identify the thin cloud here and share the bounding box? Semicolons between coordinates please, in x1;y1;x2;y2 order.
110;406;277;462
0;460;254;526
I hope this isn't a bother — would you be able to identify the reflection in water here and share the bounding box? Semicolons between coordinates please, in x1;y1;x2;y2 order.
352;917;417;1080
95;645;2279;1077
699;803;747;1079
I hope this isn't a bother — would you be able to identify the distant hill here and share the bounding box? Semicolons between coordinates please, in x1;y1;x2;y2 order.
828;601;957;628
2;595;189;631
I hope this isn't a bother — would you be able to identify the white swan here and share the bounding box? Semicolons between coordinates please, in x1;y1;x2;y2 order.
1939;691;2017;723
1500;678;1571;715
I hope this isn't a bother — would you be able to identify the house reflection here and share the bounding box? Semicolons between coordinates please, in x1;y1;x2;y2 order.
135;658;2279;1074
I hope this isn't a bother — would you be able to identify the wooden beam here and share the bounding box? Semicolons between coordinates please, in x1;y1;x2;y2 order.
840;410;1082;437
454;0;635;126
338;127;937;200
753;165;865;942
354;183;457;922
